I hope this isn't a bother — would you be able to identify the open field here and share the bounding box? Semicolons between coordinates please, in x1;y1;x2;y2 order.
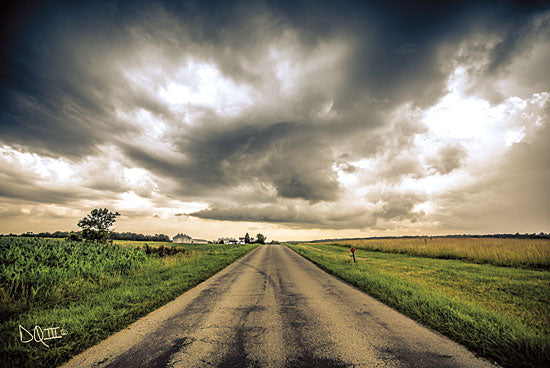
307;237;550;269
113;239;220;251
112;239;175;248
0;237;258;368
288;242;550;368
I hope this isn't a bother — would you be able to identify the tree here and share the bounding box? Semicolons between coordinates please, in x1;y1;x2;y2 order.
66;232;82;242
256;233;266;244
245;233;250;244
77;208;120;243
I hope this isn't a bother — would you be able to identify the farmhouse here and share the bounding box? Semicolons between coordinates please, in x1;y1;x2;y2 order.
218;237;238;244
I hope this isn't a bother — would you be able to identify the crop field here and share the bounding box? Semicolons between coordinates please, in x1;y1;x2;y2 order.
307;236;550;269
0;237;258;368
288;241;550;368
112;239;175;248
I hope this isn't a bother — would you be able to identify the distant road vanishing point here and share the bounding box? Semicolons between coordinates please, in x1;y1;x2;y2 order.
62;244;496;368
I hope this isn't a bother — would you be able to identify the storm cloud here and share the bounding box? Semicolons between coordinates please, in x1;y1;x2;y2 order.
1;0;549;238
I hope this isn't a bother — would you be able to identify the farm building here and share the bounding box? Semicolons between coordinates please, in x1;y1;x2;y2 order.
173;234;209;244
173;233;192;243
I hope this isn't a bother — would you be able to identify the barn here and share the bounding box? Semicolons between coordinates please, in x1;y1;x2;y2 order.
173;233;193;243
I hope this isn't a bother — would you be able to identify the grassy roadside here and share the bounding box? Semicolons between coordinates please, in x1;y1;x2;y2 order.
306;237;550;269
0;238;258;368
288;242;550;368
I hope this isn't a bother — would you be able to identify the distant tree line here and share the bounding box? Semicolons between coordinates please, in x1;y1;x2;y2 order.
1;230;171;242
1;231;72;238
306;232;550;243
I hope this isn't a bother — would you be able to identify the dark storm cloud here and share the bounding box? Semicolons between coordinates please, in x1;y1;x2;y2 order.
459;6;550;103
190;204;372;230
122;120;340;202
191;204;317;225
190;189;426;230
3;0;545;155
428;144;467;175
276;0;548;110
0;2;140;158
0;164;84;204
0;181;83;205
1;0;548;230
372;192;427;221
485;7;550;76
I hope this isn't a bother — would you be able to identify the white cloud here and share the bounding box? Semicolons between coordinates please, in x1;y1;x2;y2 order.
158;60;254;117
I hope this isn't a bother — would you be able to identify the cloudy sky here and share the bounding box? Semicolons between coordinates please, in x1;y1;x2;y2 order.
1;0;549;241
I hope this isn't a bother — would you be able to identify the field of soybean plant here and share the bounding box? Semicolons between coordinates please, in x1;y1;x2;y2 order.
0;237;258;368
288;239;550;368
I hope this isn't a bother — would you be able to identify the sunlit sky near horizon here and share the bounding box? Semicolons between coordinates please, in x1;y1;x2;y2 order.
1;0;549;241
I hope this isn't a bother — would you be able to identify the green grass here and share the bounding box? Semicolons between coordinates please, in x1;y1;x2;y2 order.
0;237;258;368
312;237;550;269
288;242;550;368
112;239;175;248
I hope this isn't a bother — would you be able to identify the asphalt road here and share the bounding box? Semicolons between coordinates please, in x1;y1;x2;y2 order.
62;244;496;368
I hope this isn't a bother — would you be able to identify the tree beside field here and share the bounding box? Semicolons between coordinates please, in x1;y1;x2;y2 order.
77;208;120;243
256;233;266;244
